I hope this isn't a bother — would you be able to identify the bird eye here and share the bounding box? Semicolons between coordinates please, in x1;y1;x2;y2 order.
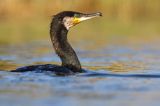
74;14;80;18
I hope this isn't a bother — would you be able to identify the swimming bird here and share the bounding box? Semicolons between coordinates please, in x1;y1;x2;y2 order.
11;11;102;76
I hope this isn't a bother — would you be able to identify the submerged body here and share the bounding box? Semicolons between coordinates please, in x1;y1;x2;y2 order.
11;11;102;76
11;64;82;76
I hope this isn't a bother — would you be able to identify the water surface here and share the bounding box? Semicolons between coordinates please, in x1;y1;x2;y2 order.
0;40;160;106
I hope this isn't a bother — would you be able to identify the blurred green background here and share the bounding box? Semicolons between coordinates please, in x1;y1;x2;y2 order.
0;0;160;46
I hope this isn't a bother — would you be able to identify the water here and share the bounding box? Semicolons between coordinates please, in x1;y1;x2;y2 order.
0;41;160;106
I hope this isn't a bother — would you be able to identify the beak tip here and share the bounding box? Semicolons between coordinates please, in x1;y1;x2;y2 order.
97;12;102;17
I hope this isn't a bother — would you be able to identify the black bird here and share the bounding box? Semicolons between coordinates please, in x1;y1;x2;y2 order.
11;11;102;76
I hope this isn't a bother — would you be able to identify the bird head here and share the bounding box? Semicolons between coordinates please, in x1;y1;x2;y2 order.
54;11;102;30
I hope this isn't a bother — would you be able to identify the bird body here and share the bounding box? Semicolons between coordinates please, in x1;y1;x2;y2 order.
11;11;102;76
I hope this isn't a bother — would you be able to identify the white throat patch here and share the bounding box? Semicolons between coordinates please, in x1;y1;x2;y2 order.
63;17;74;30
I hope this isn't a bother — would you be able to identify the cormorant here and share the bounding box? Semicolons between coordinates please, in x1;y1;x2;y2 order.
11;11;102;76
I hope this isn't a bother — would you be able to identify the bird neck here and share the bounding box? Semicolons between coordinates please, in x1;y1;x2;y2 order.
50;20;81;72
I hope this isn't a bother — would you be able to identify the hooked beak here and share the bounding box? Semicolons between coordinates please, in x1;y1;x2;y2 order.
79;12;102;21
73;12;102;25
